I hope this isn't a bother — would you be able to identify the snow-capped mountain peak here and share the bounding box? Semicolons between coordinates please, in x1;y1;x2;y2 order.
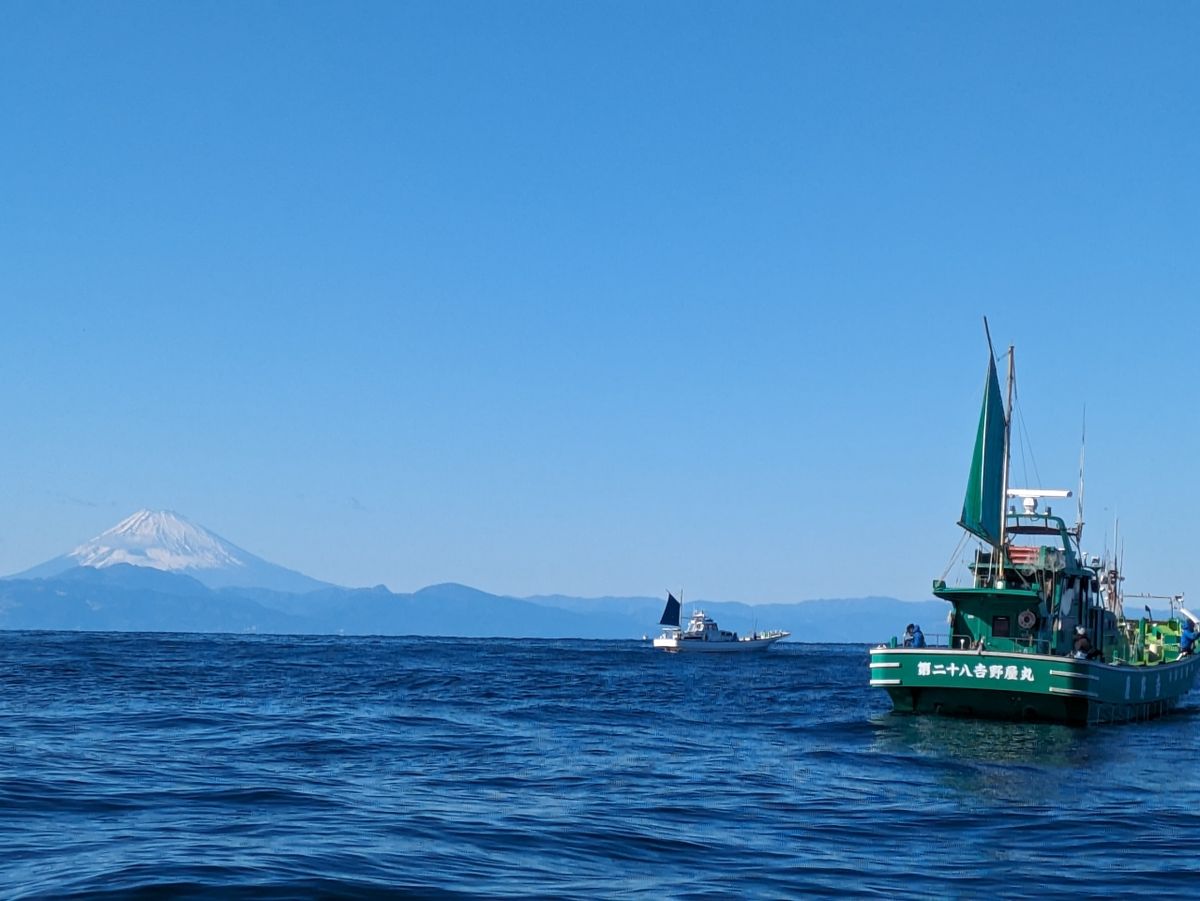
9;509;334;593
70;509;247;573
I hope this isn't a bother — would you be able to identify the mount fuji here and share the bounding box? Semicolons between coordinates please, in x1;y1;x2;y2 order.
10;509;334;593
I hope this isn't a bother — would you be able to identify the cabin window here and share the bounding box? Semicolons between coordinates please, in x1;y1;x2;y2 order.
992;615;1011;637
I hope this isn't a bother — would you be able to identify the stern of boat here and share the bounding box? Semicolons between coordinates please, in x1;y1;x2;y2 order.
869;646;1200;724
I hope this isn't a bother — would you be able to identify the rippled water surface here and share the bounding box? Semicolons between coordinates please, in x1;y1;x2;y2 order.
1;632;1197;898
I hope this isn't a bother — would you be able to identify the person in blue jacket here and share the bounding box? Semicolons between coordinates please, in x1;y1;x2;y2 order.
1181;620;1198;657
911;624;926;648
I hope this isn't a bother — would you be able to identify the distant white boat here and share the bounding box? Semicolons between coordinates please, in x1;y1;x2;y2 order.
652;593;788;653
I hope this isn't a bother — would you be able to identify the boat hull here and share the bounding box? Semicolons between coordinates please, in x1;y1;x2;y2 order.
869;647;1200;725
653;634;786;653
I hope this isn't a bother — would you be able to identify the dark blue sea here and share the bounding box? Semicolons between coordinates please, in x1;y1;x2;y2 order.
2;633;1198;899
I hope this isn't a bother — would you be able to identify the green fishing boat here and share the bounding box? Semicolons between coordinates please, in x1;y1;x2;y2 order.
869;324;1199;725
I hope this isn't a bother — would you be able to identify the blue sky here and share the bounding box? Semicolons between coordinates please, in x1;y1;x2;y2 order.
1;2;1196;602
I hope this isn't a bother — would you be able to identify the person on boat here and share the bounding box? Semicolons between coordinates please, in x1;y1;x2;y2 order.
1181;620;1198;657
911;624;926;648
1072;625;1100;660
903;624;915;647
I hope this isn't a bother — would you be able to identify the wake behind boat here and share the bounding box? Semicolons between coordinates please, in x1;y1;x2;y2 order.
652;593;788;653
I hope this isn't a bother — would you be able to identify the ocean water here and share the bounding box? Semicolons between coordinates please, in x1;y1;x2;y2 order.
1;633;1198;899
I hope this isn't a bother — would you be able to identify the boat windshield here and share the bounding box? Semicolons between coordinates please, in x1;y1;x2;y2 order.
1006;514;1077;556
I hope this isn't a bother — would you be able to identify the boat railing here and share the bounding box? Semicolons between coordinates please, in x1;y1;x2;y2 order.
883;633;1054;654
956;634;1055;655
885;633;948;649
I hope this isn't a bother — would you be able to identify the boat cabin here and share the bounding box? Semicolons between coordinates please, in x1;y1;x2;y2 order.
681;610;739;642
933;507;1132;660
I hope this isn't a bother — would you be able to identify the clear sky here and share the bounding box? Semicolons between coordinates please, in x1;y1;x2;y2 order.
1;2;1196;603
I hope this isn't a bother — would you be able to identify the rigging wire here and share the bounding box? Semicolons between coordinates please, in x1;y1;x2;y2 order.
1011;380;1043;488
1014;390;1030;487
940;530;972;582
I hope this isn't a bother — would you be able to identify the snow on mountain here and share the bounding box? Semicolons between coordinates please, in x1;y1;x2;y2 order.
8;509;334;594
70;509;248;572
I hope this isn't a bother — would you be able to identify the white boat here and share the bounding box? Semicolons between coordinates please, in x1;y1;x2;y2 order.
651;593;788;653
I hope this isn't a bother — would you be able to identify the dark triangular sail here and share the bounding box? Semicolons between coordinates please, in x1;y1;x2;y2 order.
958;352;1007;547
659;593;681;627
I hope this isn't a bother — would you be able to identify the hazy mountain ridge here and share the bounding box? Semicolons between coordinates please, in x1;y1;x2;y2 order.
0;566;942;641
0;565;308;635
1;511;943;640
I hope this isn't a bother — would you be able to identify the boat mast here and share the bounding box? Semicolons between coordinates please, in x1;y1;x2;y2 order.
998;344;1015;583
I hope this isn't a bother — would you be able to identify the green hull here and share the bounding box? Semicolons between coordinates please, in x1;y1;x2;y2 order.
869;647;1200;725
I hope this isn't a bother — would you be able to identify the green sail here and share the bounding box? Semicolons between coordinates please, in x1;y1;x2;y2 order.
958;353;1006;546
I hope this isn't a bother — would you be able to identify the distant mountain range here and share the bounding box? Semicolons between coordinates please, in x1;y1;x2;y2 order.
0;510;944;641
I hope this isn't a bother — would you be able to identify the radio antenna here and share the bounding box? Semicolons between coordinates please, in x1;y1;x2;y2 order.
1076;406;1086;540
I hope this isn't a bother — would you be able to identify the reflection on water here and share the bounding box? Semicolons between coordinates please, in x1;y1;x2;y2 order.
874;714;1082;764
867;713;1131;807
